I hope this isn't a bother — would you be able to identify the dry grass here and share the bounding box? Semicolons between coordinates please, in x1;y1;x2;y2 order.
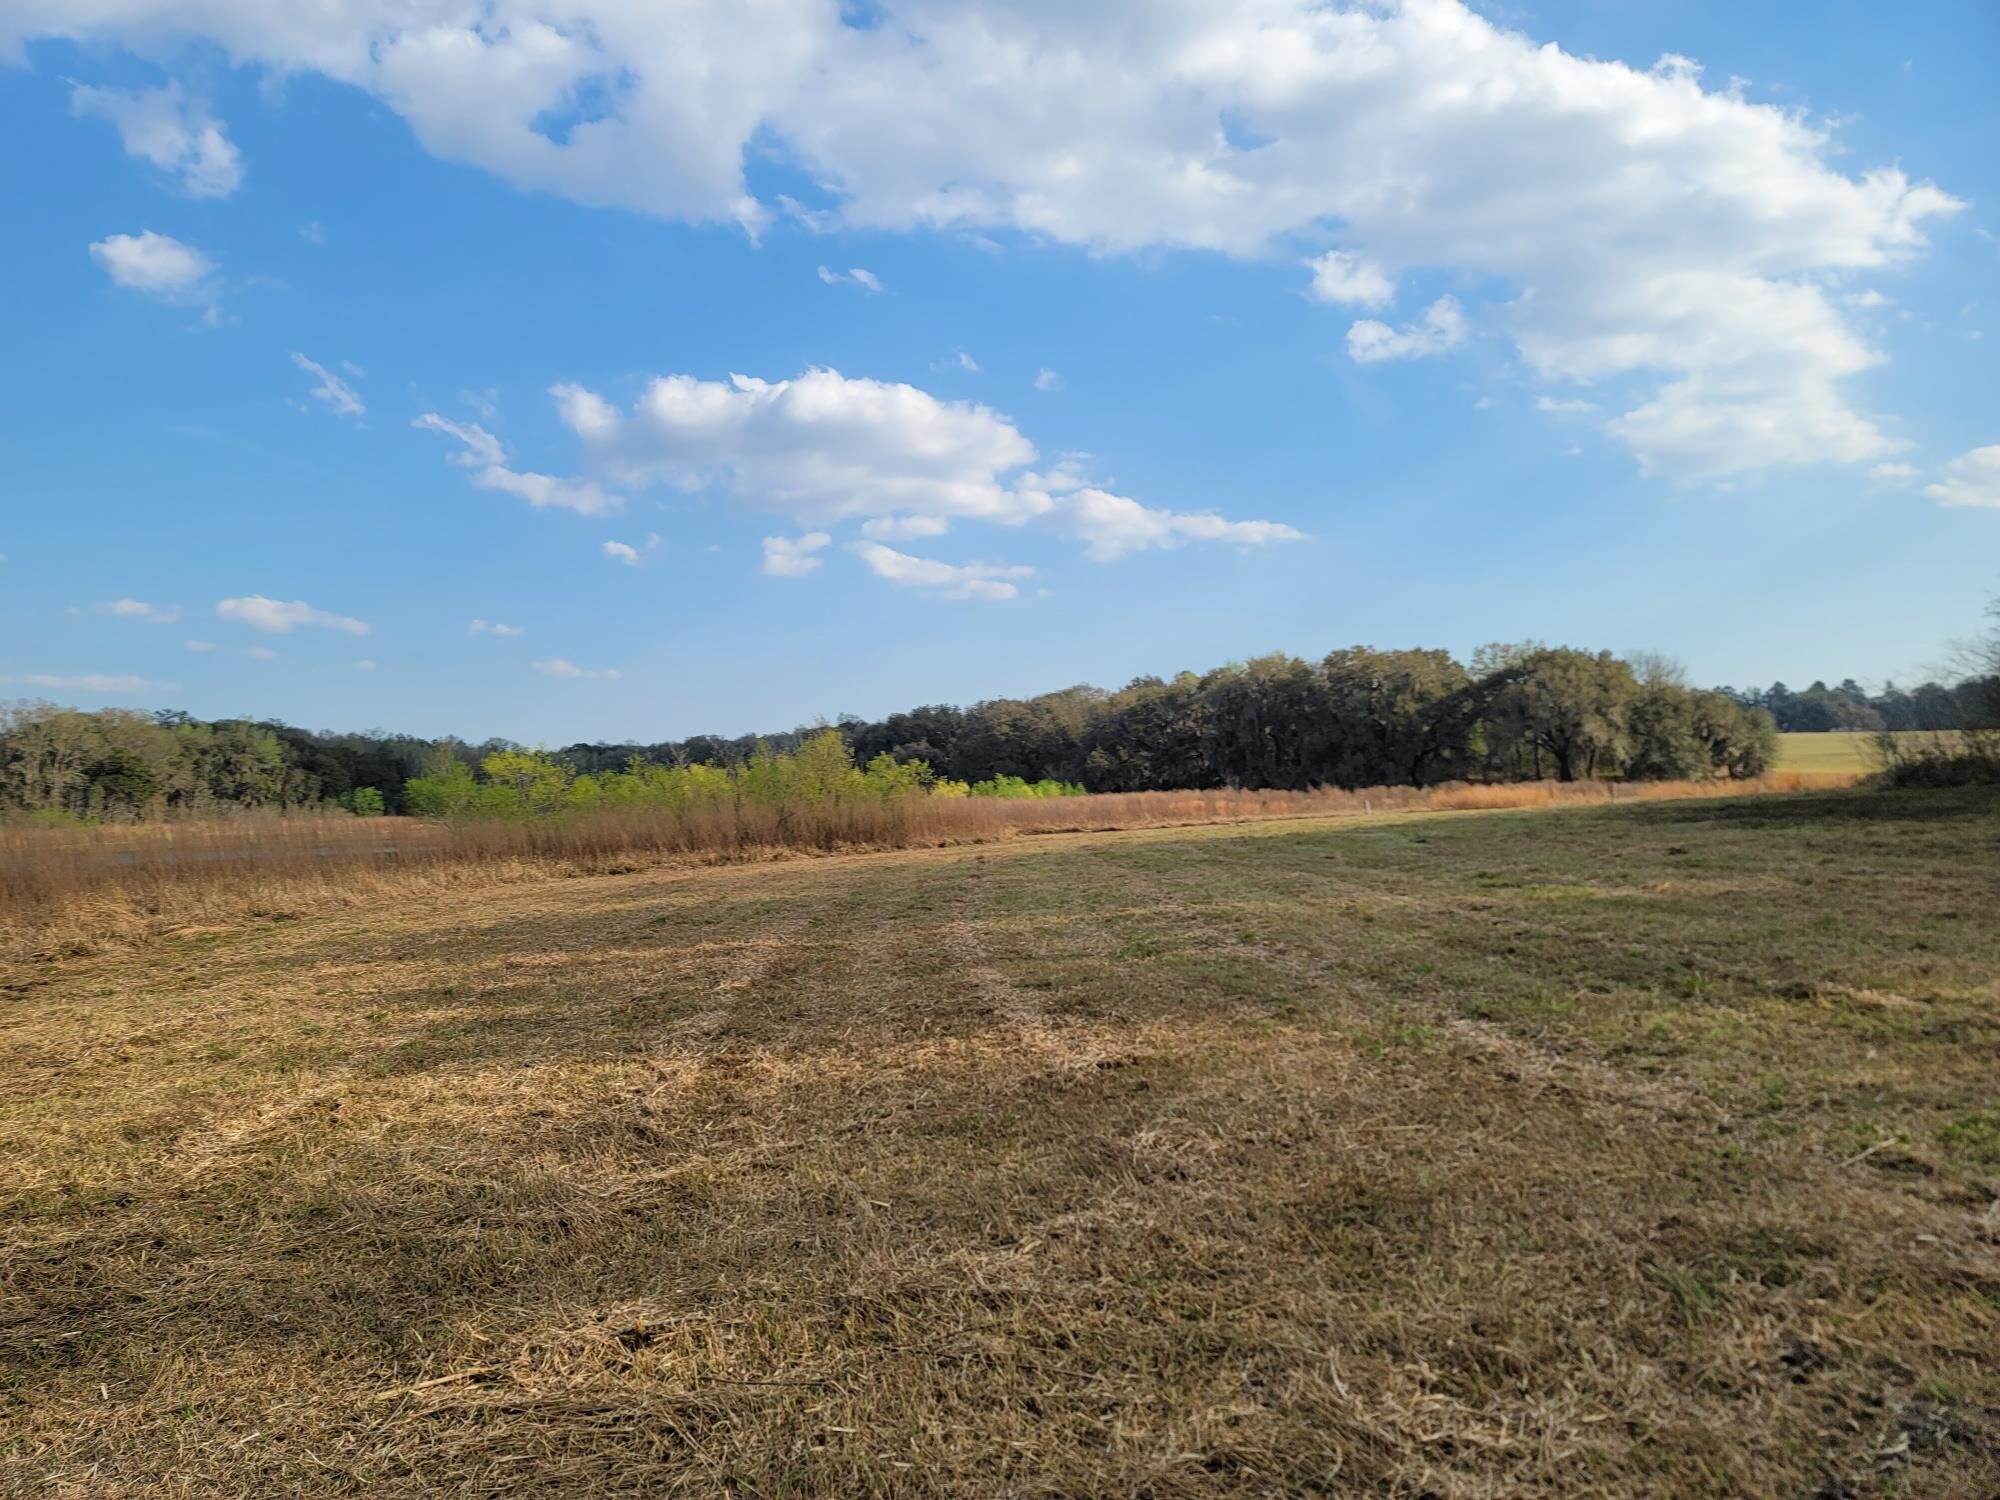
2;784;1994;1496
0;773;1857;963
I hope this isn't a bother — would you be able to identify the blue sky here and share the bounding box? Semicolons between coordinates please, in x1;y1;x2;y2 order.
2;0;1995;745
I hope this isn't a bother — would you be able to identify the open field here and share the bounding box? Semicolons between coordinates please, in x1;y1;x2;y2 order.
0;773;1856;964
1774;731;1967;775
4;787;1998;1495
1775;733;1884;775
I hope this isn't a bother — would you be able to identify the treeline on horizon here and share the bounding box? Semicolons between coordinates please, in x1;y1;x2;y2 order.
3;642;1995;822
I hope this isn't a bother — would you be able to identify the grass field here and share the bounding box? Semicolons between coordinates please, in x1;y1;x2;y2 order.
1774;732;1882;774
4;787;1998;1495
1773;731;1969;775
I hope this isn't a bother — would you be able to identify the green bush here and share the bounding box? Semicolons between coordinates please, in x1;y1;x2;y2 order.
968;775;1086;799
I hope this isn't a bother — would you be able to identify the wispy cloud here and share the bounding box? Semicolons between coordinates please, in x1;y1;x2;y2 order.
762;532;832;577
292;353;365;418
817;265;884;293
98;598;181;623
532;657;621;680
216;595;370;635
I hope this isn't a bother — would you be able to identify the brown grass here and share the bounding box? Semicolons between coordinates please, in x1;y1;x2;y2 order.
0;773;1857;963
1;786;1994;1496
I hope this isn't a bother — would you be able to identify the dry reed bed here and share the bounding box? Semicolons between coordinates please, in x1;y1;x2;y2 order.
0;772;1855;964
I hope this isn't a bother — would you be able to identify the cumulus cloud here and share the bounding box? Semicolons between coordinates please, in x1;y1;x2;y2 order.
852;542;1033;601
216;595;370;635
23;673;174;694
24;2;1960;477
99;597;181;622
533;657;620;680
557;369;1043;526
1347;295;1468;364
293;353;364;418
602;539;640;565
88;229;213;300
1305;251;1394;308
71;81;242;196
550;367;1300;570
1925;445;2000;509
818;265;884;292
762;532;832;576
415;410;622;516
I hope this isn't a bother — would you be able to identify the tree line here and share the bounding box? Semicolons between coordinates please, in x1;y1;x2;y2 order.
6;639;1996;822
0;641;1809;822
1717;677;1993;734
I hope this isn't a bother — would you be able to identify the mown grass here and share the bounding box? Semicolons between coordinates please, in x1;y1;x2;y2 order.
2;786;1996;1496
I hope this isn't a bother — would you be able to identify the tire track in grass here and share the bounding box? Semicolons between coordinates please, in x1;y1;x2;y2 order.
936;853;1128;1077
1082;837;1722;1125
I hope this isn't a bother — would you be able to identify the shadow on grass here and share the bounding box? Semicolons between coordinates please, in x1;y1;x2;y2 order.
1615;785;1999;828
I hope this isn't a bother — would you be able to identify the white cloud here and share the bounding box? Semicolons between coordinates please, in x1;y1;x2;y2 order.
948;351;979;372
216;595;370;635
761;532;832;576
558;368;1044;526
1017;462;1307;561
818;265;884;292
355;658;376;670
1535;396;1597;415
533;657;620;680
88;229;213;298
551;367;1299;571
24;674;174;695
184;638;215;652
473;467;622;514
469;618;525;636
602;539;640;565
415;409;622;516
852;542;1033;601
71;81;242;197
1845;290;1891;308
23;2;1961;478
1925;445;2000;509
1868;462;1918;483
860;514;949;540
1305;251;1394;308
245;645;278;661
414;412;506;467
1347;296;1468;364
299;220;326;245
1033;367;1062;392
99;597;181;623
23;1;1962;476
292;353;365;419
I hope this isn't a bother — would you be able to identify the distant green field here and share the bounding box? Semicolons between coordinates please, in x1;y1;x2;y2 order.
1774;729;1961;774
1774;731;1878;773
